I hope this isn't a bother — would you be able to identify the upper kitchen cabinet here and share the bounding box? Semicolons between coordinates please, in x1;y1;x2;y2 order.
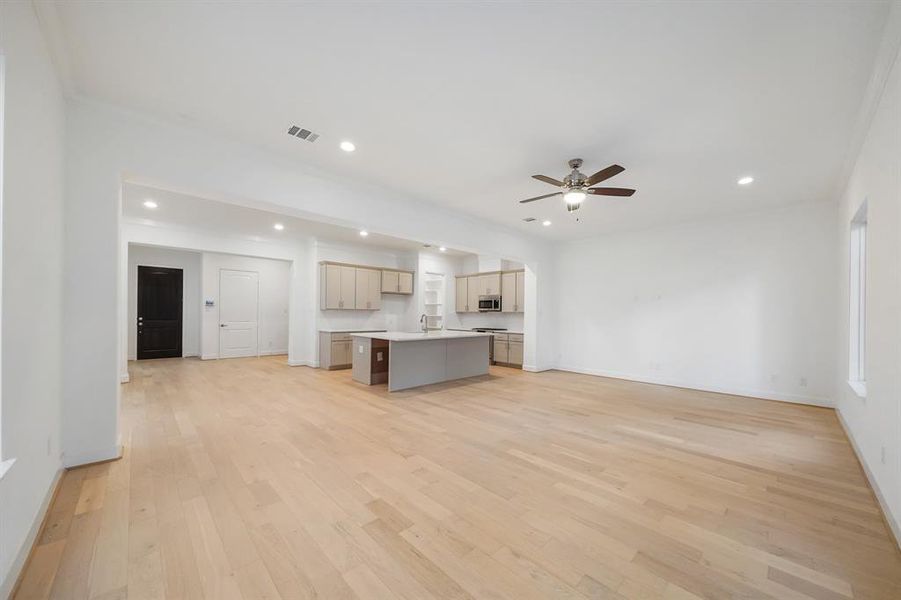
382;270;398;293
321;261;413;310
455;276;469;312
398;271;413;294
502;269;525;313
466;275;480;312
457;269;523;313
479;272;501;296
320;263;357;309
515;270;525;312
354;268;382;310
381;269;414;294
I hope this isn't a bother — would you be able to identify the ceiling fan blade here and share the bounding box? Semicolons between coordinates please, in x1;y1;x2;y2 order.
587;187;636;197
519;192;562;204
586;164;625;186
532;174;565;187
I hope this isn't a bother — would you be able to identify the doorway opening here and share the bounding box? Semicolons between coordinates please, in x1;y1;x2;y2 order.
136;265;183;359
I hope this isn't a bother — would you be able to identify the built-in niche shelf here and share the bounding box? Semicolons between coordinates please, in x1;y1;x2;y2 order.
423;272;445;329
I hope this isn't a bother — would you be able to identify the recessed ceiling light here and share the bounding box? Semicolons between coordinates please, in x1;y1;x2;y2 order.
737;176;754;185
340;141;356;152
542;220;552;226
359;229;368;237
439;246;447;252
273;223;284;231
143;200;158;209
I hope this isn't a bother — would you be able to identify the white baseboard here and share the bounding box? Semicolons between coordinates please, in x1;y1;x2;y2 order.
288;359;317;367
201;354;217;360
260;350;288;356
522;364;551;373
119;372;130;383
554;364;832;408
0;467;64;600
62;444;121;469
835;409;901;550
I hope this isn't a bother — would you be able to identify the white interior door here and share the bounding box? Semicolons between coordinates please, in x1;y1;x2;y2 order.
219;269;259;359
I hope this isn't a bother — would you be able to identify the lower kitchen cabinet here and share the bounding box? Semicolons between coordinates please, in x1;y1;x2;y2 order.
319;331;386;369
492;333;523;368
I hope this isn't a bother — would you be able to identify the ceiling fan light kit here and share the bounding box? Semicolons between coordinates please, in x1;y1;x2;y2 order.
521;158;636;215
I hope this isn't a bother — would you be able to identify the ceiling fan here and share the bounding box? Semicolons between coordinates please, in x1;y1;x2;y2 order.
520;158;635;212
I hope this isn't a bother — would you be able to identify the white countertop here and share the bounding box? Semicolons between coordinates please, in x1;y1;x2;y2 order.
448;328;523;336
319;328;387;333
352;330;492;342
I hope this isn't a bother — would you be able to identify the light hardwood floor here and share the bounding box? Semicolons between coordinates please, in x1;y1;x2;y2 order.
13;356;901;600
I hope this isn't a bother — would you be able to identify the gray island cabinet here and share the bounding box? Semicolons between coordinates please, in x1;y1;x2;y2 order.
351;331;491;391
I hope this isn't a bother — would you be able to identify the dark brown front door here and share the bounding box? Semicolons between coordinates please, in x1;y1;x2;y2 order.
137;265;183;359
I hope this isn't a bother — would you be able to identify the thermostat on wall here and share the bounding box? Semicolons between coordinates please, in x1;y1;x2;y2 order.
205;299;215;307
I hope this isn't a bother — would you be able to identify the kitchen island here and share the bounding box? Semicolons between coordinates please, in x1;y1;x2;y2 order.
351;330;491;391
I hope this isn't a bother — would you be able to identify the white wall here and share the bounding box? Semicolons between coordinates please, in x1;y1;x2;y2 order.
834;12;901;541
553;201;837;406
201;252;290;359
0;3;66;595
127;244;201;360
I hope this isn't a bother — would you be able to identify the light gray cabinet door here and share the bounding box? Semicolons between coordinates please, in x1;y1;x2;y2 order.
381;270;398;293
455;277;468;312
331;340;349;366
494;339;509;363
501;272;516;313
481;273;501;296
368;269;382;309
323;264;341;309
398;271;413;294
508;341;523;366
355;268;381;309
515;271;525;312
338;266;356;309
467;276;480;312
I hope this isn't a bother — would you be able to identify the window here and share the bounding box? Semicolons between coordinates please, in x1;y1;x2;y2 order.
848;201;867;398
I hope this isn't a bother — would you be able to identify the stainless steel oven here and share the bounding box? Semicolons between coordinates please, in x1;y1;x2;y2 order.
478;295;501;312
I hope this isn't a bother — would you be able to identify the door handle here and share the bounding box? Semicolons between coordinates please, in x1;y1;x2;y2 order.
220;324;226;328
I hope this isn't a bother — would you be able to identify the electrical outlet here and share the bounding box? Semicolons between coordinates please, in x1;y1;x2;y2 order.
799;377;808;388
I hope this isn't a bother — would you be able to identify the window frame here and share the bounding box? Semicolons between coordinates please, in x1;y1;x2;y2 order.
848;200;867;399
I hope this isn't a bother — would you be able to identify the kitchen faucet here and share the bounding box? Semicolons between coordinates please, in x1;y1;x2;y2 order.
420;313;428;332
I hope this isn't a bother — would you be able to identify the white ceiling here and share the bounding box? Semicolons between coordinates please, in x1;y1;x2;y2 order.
53;2;888;239
123;182;469;257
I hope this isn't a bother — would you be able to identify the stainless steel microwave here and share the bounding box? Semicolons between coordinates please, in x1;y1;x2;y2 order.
478;295;501;312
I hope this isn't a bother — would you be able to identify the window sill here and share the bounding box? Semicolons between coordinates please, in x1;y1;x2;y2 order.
0;457;16;482
847;380;867;399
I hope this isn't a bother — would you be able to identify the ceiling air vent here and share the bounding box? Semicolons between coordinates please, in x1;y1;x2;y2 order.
287;125;320;143
522;217;536;222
